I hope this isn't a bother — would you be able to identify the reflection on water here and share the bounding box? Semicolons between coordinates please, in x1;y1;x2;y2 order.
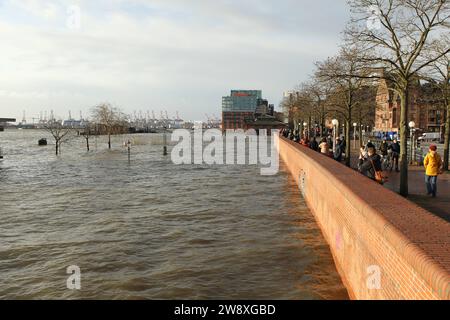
0;129;347;299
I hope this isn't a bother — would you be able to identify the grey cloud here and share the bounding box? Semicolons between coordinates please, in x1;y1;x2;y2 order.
0;0;349;121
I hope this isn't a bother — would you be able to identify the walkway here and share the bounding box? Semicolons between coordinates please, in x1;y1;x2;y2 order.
382;167;450;223
348;141;450;223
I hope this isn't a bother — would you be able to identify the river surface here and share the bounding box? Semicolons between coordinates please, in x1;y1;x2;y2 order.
0;129;347;299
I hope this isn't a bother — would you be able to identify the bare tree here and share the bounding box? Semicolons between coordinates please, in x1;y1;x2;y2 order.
345;0;449;196
81;121;93;152
281;92;302;130
315;47;371;166
44;120;73;155
422;35;450;171
91;103;127;149
294;80;335;137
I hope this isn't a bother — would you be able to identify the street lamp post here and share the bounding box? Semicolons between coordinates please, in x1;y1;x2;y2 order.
332;119;339;153
303;122;308;140
409;121;415;164
360;124;364;146
353;122;357;150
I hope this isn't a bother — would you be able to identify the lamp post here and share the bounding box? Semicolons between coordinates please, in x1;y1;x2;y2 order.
409;121;415;164
332;119;339;153
360;124;364;146
303;121;308;140
353;122;357;150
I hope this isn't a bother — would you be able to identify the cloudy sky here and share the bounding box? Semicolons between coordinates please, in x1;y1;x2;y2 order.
0;0;349;122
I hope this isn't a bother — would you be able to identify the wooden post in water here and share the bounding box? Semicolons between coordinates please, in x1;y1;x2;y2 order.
127;140;131;162
163;126;168;156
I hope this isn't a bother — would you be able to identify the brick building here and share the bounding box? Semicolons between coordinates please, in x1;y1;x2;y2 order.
375;76;446;135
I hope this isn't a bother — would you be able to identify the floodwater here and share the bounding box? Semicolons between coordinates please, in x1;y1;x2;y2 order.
0;129;347;299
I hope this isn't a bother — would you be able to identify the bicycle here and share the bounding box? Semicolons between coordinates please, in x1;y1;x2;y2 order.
381;150;393;171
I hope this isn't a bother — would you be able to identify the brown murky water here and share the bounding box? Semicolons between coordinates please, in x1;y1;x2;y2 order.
0;129;347;299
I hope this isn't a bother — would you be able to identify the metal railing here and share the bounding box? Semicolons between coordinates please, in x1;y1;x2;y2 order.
364;136;426;165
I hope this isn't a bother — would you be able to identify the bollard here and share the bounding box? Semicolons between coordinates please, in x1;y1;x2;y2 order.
163;127;168;156
127;140;131;162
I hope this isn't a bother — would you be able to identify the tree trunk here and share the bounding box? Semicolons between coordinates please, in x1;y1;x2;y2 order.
108;133;111;149
399;86;409;197
55;141;59;156
308;116;312;139
86;137;90;152
358;124;362;147
345;118;351;167
444;101;450;171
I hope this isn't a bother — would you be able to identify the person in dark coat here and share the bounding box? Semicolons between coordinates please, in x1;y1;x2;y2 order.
326;135;333;151
365;140;375;151
340;136;346;151
379;139;388;156
358;146;382;180
334;138;343;162
388;139;400;172
309;137;319;151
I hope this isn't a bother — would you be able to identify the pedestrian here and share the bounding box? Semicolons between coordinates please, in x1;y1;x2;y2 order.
358;146;383;183
389;139;400;172
340;136;346;151
302;137;310;146
319;138;329;155
334;137;343;162
289;130;294;140
327;135;333;151
379;139;388;157
309;137;319;151
365;139;375;151
423;145;443;198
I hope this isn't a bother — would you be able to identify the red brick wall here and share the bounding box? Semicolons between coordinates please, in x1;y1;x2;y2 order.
278;137;450;300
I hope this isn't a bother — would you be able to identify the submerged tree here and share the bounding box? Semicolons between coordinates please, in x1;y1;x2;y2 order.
81;121;93;152
44;120;73;155
91;103;127;149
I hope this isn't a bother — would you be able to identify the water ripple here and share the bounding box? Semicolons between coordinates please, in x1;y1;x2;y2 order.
0;130;347;299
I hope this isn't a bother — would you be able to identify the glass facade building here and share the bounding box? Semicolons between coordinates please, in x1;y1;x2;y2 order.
221;90;263;130
222;90;262;112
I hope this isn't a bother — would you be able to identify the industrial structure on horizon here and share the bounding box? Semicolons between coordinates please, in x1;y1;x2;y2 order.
4;110;217;132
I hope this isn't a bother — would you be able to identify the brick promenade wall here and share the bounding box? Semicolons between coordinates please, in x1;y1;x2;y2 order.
278;137;450;300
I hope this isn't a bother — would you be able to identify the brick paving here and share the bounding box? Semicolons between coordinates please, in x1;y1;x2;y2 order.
348;142;450;223
382;167;450;223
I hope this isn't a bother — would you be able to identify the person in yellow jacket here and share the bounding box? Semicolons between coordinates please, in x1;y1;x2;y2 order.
423;145;443;198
